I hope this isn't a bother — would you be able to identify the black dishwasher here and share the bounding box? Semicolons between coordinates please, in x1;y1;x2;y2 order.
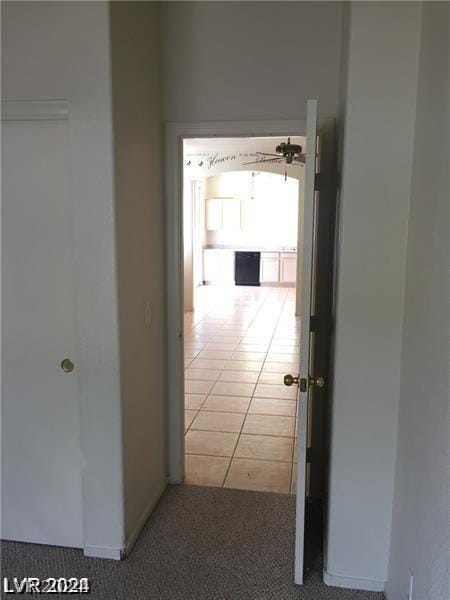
234;251;261;286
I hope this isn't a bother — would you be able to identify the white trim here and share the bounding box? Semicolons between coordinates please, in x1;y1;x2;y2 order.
384;588;395;600
123;481;167;557
1;99;69;121
294;100;318;585
83;546;123;561
323;569;386;593
165;119;307;483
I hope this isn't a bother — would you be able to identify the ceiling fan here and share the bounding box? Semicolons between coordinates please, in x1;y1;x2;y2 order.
243;137;305;168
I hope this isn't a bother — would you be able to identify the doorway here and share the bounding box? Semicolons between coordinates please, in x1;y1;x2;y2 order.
181;142;304;493
165;109;336;584
165;120;310;483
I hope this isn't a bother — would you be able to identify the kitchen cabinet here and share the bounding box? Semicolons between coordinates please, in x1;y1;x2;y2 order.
219;250;234;282
260;253;280;283
280;255;297;283
205;198;222;231
203;249;234;283
204;249;297;285
206;197;241;232
261;251;297;284
203;249;219;281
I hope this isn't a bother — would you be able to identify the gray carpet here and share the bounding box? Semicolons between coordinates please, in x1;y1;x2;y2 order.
1;485;384;599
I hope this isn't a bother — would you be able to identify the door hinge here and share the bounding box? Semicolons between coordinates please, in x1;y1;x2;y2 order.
314;172;321;191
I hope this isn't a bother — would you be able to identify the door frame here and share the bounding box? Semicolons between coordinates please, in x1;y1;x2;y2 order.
164;118;337;482
165;119;309;482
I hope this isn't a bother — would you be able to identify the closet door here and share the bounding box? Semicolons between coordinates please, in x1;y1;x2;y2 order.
2;117;83;547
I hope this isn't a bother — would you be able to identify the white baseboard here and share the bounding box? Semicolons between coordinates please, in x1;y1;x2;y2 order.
83;546;123;560
123;480;168;557
384;589;393;600
83;480;167;560
323;569;385;592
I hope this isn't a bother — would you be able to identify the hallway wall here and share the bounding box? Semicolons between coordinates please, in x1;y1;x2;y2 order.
110;2;167;550
326;1;422;590
161;1;344;122
386;4;449;599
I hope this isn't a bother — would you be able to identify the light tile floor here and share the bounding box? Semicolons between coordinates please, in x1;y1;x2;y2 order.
184;285;300;494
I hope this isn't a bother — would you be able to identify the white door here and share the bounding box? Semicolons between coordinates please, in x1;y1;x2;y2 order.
288;100;321;584
2;118;83;547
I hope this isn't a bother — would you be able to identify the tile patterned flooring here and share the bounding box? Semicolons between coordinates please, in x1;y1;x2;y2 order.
184;285;300;494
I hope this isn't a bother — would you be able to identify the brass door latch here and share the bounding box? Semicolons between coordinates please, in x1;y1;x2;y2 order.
283;374;299;386
284;374;325;391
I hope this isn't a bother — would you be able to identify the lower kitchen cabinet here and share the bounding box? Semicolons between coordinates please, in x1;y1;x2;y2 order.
219;250;234;282
280;256;297;283
261;252;296;285
260;254;280;283
203;249;220;281
203;249;234;284
203;249;296;285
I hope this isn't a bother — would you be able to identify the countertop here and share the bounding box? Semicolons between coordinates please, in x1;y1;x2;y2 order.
204;245;297;253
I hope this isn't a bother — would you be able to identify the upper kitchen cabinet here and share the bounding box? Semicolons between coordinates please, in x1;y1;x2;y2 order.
206;197;241;231
206;198;222;231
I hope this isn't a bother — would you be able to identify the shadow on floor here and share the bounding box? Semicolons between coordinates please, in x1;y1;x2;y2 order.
1;485;384;599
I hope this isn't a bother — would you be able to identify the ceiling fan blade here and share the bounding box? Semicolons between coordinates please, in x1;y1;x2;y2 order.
253;152;284;158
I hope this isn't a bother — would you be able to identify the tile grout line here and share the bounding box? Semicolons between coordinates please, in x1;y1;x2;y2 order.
186;286;263;477
206;287;276;487
224;287;290;488
268;288;297;493
219;291;268;486
184;286;299;493
185;451;293;464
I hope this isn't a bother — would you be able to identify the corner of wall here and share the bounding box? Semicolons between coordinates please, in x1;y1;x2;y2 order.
323;569;385;593
109;0;167;548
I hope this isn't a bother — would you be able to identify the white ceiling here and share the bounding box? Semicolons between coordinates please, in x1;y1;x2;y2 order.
184;136;306;155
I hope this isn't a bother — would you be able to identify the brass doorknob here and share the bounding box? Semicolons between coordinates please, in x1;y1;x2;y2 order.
309;375;325;388
61;358;74;373
284;374;299;387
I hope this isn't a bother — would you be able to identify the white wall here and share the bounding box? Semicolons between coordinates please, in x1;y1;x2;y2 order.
162;1;343;122
386;4;449;599
325;2;422;590
1;1;125;555
110;2;167;550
